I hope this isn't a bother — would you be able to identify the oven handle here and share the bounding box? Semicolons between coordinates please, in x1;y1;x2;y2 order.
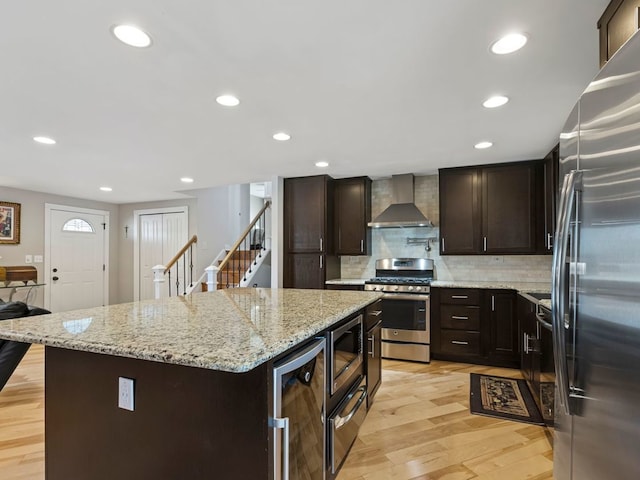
381;293;430;301
333;386;367;429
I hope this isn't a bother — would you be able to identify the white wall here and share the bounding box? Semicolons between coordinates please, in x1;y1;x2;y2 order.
0;186;120;306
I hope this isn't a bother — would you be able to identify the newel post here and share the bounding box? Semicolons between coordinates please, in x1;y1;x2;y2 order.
152;265;165;300
205;265;219;292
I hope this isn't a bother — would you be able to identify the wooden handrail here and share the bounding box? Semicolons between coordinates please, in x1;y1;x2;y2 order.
164;235;198;274
217;201;271;272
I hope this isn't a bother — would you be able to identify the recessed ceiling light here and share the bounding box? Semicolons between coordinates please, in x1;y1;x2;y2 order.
483;95;509;108
273;132;291;141
33;136;56;145
216;95;240;107
180;177;194;183
111;25;152;48
100;186;113;192
474;141;493;149
315;161;329;168
491;33;528;55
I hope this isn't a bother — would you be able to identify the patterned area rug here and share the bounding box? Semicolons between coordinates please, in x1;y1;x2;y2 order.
469;374;544;426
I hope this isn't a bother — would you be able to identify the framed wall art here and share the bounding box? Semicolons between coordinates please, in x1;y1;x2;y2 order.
0;202;21;244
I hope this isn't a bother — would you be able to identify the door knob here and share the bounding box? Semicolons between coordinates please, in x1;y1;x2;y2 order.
52;276;59;281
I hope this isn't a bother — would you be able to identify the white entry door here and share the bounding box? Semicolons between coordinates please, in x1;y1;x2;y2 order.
46;205;108;312
136;209;188;300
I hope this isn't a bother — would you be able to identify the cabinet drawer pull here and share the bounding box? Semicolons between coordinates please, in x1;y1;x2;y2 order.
369;310;382;317
361;239;364;253
451;295;468;299
451;340;469;345
451;315;469;320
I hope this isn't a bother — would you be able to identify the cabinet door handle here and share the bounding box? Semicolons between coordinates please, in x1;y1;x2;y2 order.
483;237;487;252
451;340;469;345
547;233;553;250
441;237;445;252
320;237;323;252
523;332;529;354
451;315;469;320
360;239;364;253
320;255;323;269
368;335;375;357
451;295;468;299
491;295;495;311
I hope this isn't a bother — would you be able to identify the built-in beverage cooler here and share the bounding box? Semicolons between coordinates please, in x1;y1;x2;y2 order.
272;338;326;480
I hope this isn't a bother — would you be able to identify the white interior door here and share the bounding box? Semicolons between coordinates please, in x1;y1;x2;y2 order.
47;206;108;313
137;211;188;300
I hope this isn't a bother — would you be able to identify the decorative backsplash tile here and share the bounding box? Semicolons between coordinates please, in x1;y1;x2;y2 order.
340;174;552;283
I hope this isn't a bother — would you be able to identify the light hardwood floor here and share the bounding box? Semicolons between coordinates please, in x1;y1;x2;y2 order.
0;345;553;479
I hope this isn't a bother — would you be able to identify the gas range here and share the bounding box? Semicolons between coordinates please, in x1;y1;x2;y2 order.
363;258;434;294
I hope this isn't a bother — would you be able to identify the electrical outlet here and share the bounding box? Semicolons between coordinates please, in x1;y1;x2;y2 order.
34;255;43;263
118;377;135;411
25;254;33;264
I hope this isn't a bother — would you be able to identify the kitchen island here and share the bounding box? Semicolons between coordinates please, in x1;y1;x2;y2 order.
0;288;381;479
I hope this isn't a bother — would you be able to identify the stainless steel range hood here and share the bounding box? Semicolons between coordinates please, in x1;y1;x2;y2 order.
368;174;433;228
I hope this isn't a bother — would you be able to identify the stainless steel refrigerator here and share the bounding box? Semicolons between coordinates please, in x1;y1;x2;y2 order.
554;29;640;480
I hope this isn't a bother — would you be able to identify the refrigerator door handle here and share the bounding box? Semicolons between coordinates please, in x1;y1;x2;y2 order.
273;416;290;480
552;169;581;416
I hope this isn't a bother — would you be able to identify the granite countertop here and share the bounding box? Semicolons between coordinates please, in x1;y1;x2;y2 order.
0;288;382;373
431;280;551;293
325;278;367;286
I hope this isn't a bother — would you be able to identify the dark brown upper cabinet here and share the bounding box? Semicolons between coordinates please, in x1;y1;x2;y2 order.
438;168;481;255
284;175;334;254
439;161;543;255
334;177;372;256
598;0;640;67
482;162;537;254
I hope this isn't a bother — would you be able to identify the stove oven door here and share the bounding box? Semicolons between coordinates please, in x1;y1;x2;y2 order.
381;294;429;343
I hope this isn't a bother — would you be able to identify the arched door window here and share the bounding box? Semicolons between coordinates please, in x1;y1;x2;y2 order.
62;218;94;233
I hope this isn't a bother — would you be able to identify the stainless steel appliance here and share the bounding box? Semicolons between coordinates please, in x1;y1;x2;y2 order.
272;338;325;480
327;314;363;395
328;376;367;474
554;30;640;479
364;258;433;362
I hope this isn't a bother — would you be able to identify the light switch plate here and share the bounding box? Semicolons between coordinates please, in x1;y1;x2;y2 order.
118;377;135;411
34;255;44;263
25;255;33;264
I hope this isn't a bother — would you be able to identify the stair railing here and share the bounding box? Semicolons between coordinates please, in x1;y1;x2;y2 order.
152;235;198;299
206;200;271;291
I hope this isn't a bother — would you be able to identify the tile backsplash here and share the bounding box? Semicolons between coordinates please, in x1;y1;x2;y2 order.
339;174;552;283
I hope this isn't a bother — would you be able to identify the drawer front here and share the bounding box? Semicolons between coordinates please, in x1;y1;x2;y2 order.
440;330;480;356
365;299;383;330
440;305;480;330
439;288;480;305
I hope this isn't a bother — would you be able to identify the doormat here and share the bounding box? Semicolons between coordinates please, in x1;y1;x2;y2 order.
469;373;544;426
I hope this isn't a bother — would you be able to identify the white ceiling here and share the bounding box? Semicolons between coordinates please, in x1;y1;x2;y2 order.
1;1;610;204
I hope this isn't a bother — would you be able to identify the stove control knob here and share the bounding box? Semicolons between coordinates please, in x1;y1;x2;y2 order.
393;286;399;291
416;286;422;291
408;286;414;291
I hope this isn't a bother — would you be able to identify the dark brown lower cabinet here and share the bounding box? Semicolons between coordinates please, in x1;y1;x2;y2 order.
431;287;519;368
486;290;519;368
366;320;382;409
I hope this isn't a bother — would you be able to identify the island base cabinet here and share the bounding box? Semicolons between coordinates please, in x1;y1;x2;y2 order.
45;347;270;480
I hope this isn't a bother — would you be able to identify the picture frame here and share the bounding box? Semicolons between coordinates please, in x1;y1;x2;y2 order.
0;201;21;244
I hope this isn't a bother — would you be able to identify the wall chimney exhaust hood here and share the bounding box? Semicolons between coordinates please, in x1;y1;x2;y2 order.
368;174;433;228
